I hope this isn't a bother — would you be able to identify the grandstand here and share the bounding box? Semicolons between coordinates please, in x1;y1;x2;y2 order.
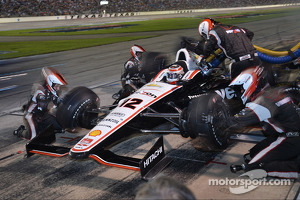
0;0;299;18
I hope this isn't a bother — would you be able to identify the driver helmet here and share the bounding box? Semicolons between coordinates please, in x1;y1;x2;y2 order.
131;45;146;62
229;67;264;104
42;67;67;97
198;18;216;40
166;64;185;84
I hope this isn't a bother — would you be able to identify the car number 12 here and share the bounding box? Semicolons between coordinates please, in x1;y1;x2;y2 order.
119;98;143;109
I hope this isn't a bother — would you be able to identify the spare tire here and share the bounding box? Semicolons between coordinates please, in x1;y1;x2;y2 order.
56;86;100;129
185;93;230;149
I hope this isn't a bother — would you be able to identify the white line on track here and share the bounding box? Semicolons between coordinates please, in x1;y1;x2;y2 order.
0;73;27;81
0;85;18;92
0;63;65;77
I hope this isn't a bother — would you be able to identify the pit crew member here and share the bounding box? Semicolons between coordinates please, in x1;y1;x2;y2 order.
113;45;146;100
198;18;261;79
14;67;67;140
224;74;300;178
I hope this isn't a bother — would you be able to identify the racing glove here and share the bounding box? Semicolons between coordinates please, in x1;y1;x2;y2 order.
37;99;48;113
56;97;64;106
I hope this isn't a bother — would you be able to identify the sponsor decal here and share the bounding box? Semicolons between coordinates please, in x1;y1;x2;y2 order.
188;94;203;99
146;83;162;88
215;87;236;99
97;124;112;128
239;54;251;61
136;90;158;98
109;112;126;117
102;118;120;124
89;130;102;137
275;97;292;107
226;29;241;34
285;132;299;137
78;138;93;146
143;146;163;169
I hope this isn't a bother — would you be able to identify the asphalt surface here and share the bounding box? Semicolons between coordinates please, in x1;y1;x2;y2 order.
0;8;300;199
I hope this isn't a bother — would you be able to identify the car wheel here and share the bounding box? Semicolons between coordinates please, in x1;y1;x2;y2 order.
141;52;167;82
185;93;230;149
56;86;100;129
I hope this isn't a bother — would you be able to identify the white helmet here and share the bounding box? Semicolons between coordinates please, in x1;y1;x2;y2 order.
198;18;215;40
167;64;184;84
229;67;263;104
131;45;146;61
42;67;67;97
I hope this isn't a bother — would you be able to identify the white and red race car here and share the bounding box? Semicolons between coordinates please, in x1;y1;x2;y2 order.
25;48;266;179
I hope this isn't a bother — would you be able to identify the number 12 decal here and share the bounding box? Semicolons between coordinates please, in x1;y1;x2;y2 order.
120;98;143;109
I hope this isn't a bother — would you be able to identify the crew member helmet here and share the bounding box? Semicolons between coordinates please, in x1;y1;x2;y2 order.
229;67;264;104
131;45;146;61
198;18;216;40
42;67;67;97
166;64;184;84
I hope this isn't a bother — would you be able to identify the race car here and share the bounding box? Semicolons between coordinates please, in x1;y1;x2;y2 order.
24;42;299;179
25;47;235;179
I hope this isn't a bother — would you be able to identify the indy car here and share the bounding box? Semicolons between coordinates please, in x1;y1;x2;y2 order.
25;47;234;179
24;41;300;179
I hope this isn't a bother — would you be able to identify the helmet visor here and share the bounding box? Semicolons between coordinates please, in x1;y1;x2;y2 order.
167;72;181;82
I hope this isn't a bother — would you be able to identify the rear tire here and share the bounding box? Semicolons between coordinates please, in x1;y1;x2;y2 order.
141;52;167;82
56;87;100;129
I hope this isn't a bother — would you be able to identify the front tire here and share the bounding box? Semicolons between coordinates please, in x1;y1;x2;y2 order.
56;87;100;129
185;93;230;150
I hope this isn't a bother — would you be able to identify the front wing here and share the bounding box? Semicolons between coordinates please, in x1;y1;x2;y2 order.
25;125;173;179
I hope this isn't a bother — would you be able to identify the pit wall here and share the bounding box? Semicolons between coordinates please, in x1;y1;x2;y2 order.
0;3;299;24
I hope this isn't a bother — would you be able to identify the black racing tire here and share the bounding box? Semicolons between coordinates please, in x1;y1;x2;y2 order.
56;86;100;129
185;93;230;150
141;52;167;82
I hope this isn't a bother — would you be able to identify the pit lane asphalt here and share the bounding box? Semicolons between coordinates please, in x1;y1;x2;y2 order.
0;9;300;200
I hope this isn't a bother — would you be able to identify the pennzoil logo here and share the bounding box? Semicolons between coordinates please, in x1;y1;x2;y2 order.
146;83;162;88
89;130;102;137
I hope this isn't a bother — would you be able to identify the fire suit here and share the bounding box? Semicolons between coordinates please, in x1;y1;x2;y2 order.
228;86;300;178
113;57;146;101
21;84;63;140
122;56;145;86
204;24;261;79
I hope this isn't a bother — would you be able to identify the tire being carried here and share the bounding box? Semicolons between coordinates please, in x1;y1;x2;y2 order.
184;93;231;150
56;86;100;129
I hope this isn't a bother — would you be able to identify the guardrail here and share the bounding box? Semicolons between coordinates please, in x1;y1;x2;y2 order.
0;3;299;24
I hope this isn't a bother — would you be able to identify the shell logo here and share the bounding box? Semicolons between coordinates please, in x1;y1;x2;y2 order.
89;130;102;137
